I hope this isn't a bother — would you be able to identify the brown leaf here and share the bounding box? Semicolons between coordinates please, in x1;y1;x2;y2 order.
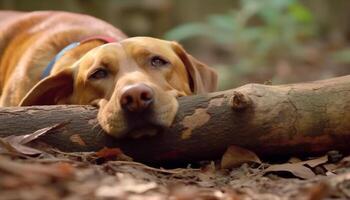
323;163;337;172
264;163;316;179
264;156;329;179
0;137;43;155
0;122;67;156
301;156;328;168
4;122;68;145
221;145;261;169
0;138;18;153
96;147;123;161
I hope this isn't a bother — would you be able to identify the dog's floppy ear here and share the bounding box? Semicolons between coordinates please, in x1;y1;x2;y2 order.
19;69;74;106
172;42;217;94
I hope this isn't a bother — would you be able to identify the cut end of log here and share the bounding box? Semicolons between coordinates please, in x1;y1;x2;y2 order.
230;91;252;111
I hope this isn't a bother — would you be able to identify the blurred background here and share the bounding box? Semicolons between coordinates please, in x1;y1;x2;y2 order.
1;0;350;90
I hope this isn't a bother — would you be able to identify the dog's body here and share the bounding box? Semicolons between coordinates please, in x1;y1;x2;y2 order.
0;11;126;106
0;11;217;138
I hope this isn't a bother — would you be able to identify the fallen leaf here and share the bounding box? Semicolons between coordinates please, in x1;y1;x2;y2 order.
0;138;18;153
323;163;337;172
95;147;132;162
264;163;316;179
221;145;261;169
301;156;328;168
0;122;67;156
264;156;330;179
0;137;43;155
4;122;68;145
96;147;122;158
326;171;336;176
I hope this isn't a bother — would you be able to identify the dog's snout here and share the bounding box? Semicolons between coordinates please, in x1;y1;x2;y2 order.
120;84;154;112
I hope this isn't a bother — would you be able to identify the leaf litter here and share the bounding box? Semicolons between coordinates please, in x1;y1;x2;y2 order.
0;122;67;156
1;128;350;199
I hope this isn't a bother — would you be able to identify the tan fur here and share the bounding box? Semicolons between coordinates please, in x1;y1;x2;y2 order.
0;11;126;105
0;11;217;138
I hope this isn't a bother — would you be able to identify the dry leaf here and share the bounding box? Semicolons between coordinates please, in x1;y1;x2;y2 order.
323;163;337;172
0;137;43;155
221;145;261;169
264;163;316;179
301;156;328;168
0;122;67;156
326;171;336;176
0;138;18;153
264;156;329;179
96;148;133;161
96;147;122;158
4;122;67;145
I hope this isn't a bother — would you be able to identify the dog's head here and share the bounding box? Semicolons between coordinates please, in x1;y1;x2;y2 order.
20;37;217;138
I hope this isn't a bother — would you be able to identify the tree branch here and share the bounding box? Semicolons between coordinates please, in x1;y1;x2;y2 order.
1;75;350;164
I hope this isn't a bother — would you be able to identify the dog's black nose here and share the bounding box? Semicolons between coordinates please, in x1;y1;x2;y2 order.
120;84;154;112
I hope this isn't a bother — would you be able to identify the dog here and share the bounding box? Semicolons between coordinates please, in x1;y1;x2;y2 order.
0;11;217;138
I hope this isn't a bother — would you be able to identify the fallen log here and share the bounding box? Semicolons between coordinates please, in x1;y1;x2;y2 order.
1;75;350;165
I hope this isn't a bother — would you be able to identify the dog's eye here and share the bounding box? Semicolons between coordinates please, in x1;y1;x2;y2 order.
89;68;108;80
150;56;169;67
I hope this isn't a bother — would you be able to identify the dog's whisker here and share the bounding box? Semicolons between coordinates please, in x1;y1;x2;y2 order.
91;122;101;131
96;128;104;137
89;121;107;138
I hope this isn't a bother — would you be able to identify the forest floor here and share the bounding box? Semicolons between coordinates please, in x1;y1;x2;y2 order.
0;127;350;200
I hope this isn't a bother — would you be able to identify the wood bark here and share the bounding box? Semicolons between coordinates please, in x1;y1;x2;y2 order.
1;75;350;165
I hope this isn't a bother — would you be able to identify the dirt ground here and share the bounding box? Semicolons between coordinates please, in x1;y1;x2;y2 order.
1;128;350;200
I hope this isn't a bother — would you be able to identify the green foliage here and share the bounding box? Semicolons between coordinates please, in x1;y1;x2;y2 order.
331;48;350;64
165;0;318;88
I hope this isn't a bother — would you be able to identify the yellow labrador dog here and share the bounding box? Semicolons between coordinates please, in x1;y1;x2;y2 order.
0;11;217;138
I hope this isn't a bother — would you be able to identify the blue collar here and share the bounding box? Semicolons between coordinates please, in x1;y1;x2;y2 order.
41;42;80;79
41;35;118;79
